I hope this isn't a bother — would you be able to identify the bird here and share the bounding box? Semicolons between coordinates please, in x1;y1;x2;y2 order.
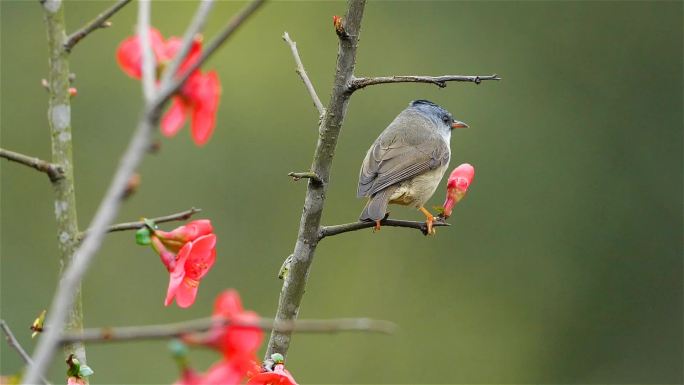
357;100;468;234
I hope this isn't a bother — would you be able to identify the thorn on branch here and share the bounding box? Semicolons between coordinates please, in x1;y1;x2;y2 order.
288;171;322;184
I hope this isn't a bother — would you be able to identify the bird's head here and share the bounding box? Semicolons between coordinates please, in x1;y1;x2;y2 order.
409;100;468;134
442;163;475;218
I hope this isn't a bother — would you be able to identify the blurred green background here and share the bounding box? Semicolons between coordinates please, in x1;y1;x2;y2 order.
1;1;682;384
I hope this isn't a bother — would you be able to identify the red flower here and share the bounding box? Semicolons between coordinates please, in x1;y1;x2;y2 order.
247;364;299;385
116;28;221;146
442;163;475;218
165;234;217;308
150;219;214;272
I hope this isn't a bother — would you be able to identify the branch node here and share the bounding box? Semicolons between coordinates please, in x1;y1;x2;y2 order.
288;171;322;184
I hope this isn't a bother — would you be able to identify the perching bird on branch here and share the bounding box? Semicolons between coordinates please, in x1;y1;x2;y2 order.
357;100;468;234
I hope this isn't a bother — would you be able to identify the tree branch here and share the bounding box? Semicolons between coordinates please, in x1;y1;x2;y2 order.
265;0;366;360
319;217;450;239
60;317;396;344
23;3;267;383
0;320;51;385
287;171;322;183
154;0;266;110
64;0;132;52
137;0;156;102
350;74;501;90
0;148;64;182
77;208;202;241
41;0;88;375
282;32;325;116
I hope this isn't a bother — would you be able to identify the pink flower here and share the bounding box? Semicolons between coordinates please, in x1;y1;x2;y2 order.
442;163;475;218
165;234;217;308
247;364;299;385
67;377;86;385
116;28;221;146
183;290;263;366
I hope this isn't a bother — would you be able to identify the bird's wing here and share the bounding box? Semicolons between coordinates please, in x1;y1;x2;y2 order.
357;131;450;197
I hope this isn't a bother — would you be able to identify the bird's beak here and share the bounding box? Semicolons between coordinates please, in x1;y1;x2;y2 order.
451;120;469;129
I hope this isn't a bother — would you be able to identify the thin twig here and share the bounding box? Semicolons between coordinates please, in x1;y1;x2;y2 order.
319;217;450;239
64;0;132;52
77;208;202;240
0;320;52;385
60;317;396;344
350;74;501;91
158;0;215;88
288;171;322;183
137;0;156;102
154;0;266;110
282;32;325;116
0;148;63;182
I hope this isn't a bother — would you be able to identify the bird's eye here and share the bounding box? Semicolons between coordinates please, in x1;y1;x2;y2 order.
442;115;450;123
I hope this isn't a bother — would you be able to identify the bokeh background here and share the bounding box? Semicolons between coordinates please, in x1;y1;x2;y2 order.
1;1;682;384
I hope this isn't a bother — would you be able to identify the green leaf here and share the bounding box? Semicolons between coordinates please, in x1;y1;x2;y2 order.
78;365;94;377
270;353;284;364
135;227;152;245
66;355;81;378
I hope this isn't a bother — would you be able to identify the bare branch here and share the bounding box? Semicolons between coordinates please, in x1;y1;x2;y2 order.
158;0;215;88
319;217;450;239
350;74;501;91
282;32;325;116
154;0;266;109
60;316;396;344
0;148;63;182
265;0;367;360
64;0;132;52
78;207;202;240
288;171;322;184
137;0;156;102
0;320;52;385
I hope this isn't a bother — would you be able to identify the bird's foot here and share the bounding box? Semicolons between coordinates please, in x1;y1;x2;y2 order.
419;206;437;235
373;220;382;232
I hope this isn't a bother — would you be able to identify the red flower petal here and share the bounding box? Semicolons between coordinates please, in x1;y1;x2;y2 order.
116;28;165;79
161;97;188;137
165;37;203;74
189;71;221;146
214;289;244;316
184;234;216;280
203;360;246;385
165;242;191;306
174;278;200;308
223;310;263;360
247;364;298;385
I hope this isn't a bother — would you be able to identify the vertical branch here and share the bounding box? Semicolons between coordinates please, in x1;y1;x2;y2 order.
265;0;366;359
42;0;87;370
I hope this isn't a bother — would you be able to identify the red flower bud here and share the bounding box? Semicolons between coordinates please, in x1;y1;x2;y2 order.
442;163;475;218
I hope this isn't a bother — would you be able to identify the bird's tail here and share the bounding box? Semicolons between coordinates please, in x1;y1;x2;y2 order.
359;187;396;222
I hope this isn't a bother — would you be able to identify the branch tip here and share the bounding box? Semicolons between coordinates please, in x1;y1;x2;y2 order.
64;0;132;52
288;171;322;184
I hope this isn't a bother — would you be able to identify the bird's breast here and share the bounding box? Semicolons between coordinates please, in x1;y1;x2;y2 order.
389;164;449;207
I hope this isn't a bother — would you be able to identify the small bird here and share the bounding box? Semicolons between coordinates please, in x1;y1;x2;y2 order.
357;100;468;234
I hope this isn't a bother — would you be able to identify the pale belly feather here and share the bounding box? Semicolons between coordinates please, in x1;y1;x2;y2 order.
388;164;449;208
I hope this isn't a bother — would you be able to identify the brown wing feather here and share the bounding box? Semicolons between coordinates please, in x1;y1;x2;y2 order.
357;111;450;197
